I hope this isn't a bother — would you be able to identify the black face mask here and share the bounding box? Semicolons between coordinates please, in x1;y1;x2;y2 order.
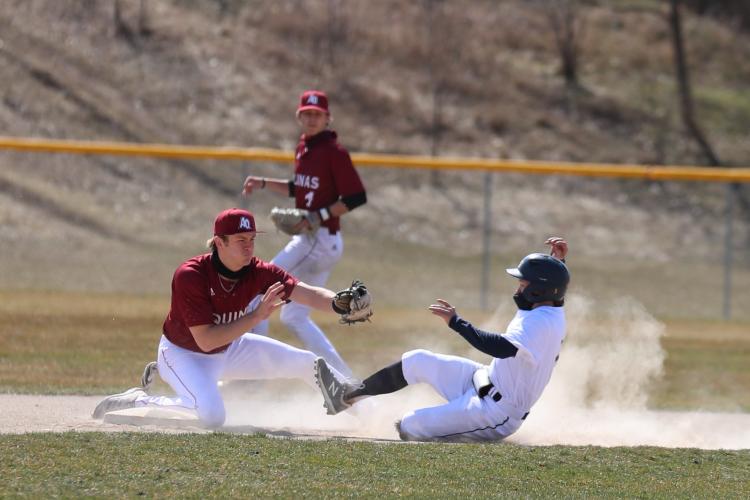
513;292;534;311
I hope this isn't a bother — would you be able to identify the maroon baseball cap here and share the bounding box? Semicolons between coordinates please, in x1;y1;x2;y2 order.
213;208;264;236
297;90;329;115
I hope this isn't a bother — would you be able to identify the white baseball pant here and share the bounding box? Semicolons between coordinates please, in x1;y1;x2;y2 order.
250;228;351;377
398;349;525;442
133;334;321;428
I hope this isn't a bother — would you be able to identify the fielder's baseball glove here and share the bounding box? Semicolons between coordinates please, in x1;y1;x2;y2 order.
332;280;373;325
270;207;321;236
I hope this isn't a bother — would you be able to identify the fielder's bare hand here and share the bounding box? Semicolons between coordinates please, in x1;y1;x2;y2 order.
242;176;264;196
254;282;286;320
429;299;457;325
546;237;568;261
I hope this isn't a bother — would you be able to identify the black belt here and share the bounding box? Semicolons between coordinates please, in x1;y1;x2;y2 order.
478;383;529;420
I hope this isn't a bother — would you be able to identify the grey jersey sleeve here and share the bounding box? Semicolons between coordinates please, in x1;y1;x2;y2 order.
448;315;519;359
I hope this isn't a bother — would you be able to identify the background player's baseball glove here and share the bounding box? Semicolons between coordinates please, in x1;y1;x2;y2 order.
332;280;373;324
270;207;321;235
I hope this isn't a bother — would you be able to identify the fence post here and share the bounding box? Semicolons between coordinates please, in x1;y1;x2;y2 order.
722;182;737;320
481;171;493;310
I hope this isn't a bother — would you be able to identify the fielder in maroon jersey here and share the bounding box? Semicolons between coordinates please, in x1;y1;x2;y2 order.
242;90;366;377
92;208;366;428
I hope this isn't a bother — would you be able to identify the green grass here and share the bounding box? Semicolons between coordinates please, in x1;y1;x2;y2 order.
654;337;750;411
1;433;749;497
0;291;168;394
2;290;749;497
2;290;749;411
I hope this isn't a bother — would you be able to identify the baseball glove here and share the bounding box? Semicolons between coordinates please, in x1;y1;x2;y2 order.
332;280;373;325
270;207;321;236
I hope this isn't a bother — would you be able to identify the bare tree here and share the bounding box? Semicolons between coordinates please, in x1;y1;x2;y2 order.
544;0;585;90
668;0;721;166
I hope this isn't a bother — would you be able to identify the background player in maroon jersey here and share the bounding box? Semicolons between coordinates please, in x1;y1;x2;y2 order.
242;90;366;377
92;208;366;428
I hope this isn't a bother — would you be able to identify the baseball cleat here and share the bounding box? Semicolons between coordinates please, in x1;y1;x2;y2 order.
141;361;158;394
314;357;362;415
92;387;146;419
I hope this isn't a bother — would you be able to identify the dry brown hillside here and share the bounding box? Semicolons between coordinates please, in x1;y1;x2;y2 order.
0;0;748;318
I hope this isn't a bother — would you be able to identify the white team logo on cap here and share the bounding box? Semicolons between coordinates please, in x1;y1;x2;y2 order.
307;95;319;105
239;217;252;230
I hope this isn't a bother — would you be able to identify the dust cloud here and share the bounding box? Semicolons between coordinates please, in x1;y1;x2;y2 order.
222;372;446;441
224;294;750;449
223;322;473;440
510;293;750;450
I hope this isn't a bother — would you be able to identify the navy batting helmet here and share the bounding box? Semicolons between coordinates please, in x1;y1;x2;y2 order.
506;253;569;303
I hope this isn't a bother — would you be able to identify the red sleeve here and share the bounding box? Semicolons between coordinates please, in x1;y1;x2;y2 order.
254;259;299;300
173;266;215;328
331;147;365;197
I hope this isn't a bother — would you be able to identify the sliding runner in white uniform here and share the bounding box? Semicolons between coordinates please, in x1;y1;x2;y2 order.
315;237;569;442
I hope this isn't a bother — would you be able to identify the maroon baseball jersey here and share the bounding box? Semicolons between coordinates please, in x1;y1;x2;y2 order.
294;130;364;233
163;253;299;354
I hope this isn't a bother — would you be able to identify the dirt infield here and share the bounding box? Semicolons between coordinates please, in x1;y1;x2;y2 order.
0;394;206;435
2;393;749;449
0;392;404;440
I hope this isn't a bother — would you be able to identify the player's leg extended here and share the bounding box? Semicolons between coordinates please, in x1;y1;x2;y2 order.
401;349;480;401
336;351;478;406
398;389;516;442
318;350;503;440
276;230;351;377
221;333;338;390
397;350;519;441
